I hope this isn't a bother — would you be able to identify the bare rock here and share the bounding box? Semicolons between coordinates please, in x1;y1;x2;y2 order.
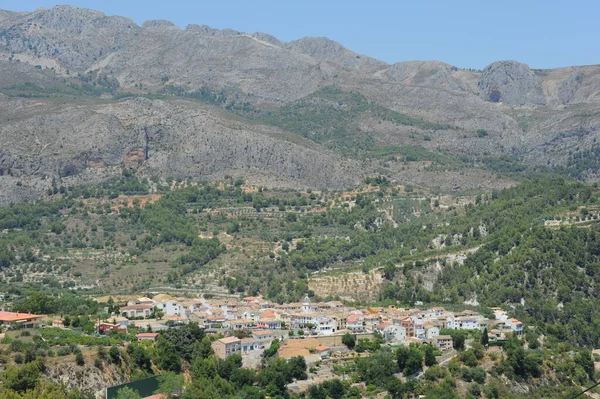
478;60;546;105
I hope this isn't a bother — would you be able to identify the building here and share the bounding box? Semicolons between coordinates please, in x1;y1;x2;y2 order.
329;313;347;332
393;317;415;338
0;311;43;329
212;336;242;359
493;309;508;322
120;304;153;318
136;333;159;342
315;345;330;359
289;313;320;329
52;319;64;328
363;313;380;332
240;338;260;353
127;297;154;306
316;316;336;335
347;314;365;332
505;318;524;335
455;318;480;330
227;318;254;330
96;323;126;335
425;325;440;339
382;324;406;342
110;316;130;328
155;300;185;318
252;330;275;343
433;335;454;351
142;394;167;399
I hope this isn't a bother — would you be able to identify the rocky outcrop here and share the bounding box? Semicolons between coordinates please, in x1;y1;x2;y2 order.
557;71;582;104
0;95;360;205
45;359;130;399
285;36;387;73
0;5;139;70
478;60;546;105
141;19;177;28
384;61;467;91
1;5;600;204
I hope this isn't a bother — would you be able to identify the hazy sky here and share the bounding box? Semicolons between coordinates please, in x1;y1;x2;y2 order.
2;0;599;69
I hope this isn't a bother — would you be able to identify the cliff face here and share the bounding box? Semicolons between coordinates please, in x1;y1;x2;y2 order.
45;357;131;399
0;5;600;205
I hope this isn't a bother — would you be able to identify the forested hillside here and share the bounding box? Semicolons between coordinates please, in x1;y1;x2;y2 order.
1;174;600;350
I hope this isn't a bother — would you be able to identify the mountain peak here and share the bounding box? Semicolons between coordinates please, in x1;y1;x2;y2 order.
478;60;546;105
285;36;386;72
142;19;178;29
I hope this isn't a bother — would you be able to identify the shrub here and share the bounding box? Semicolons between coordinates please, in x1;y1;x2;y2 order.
75;351;85;366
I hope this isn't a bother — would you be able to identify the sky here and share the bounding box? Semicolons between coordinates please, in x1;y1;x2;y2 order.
1;0;599;70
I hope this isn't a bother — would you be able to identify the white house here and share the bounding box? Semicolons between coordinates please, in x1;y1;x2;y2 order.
290;313;320;329
455;317;479;330
155;300;185;317
316;316;336;335
425;325;440;339
127;297;153;306
494;309;508;322
240;338;260;353
415;323;426;339
505;318;524;335
120;304;153;318
443;315;456;330
347;313;365;332
383;324;406;342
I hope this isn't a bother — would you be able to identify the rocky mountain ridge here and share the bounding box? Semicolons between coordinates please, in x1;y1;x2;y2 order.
0;5;599;205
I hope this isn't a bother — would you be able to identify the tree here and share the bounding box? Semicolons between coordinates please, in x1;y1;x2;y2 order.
322;379;345;399
342;333;355;349
356;348;399;387
155;372;184;398
396;346;410;371
115;387;142;399
288;356;307;380
452;331;465;351
192;336;214;359
156;336;182;373
0;361;43;392
308;385;327;399
386;378;406;399
153;307;164;320
160;323;205;362
109;346;121;365
97;346;107;360
481;327;489;346
383;262;396;280
403;347;423;376
75;351;85;366
575;350;595;380
127;344;152;371
424;344;437;367
12;292;55;314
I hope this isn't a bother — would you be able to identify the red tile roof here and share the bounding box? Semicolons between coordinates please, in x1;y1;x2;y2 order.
136;333;159;338
0;311;42;322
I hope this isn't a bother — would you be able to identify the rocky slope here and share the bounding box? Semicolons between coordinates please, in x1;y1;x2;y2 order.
0;5;600;204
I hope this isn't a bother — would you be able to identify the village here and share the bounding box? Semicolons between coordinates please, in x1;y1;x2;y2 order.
0;293;524;367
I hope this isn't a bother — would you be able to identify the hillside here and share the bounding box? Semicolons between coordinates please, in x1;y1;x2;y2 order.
1;177;600;398
0;6;600;205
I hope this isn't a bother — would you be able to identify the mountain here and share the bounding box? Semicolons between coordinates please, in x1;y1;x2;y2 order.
1;5;600;205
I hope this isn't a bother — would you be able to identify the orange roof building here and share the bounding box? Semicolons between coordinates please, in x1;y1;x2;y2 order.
0;311;43;328
136;333;159;342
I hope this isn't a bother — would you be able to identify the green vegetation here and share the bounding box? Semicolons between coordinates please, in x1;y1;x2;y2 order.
256;87;454;157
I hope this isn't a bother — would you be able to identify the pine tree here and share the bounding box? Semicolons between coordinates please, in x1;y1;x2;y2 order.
481;327;489;346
